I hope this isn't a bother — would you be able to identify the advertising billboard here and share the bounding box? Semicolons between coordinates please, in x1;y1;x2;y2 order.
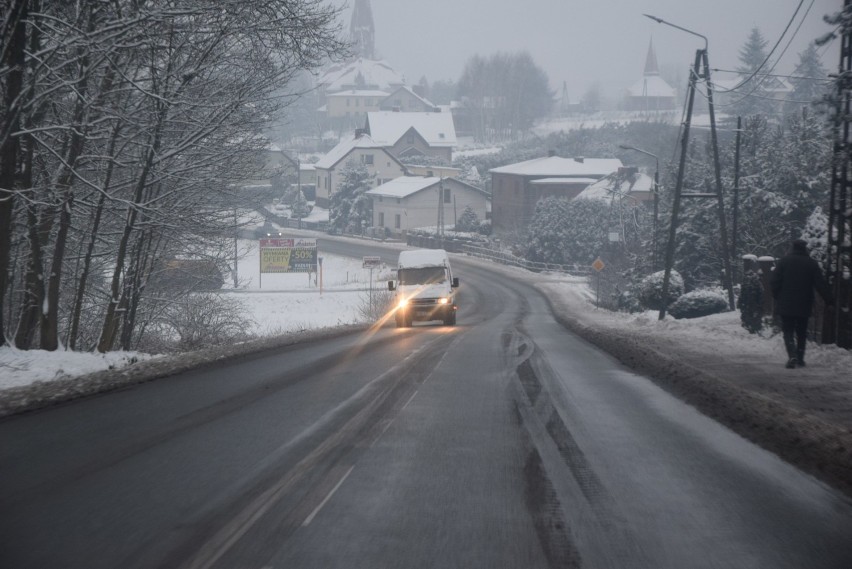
259;237;317;273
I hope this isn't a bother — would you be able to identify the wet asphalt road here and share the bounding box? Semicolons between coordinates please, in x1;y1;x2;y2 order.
2;241;852;569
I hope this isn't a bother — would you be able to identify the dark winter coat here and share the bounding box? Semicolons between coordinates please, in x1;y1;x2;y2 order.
770;251;832;318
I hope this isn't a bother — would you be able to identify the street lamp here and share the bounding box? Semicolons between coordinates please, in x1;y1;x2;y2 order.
619;144;659;271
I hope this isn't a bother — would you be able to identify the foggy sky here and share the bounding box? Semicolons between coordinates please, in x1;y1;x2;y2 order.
342;0;840;100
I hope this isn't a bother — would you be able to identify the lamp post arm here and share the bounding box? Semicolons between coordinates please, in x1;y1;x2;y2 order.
643;14;708;51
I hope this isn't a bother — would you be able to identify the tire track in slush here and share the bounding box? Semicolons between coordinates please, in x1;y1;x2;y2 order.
512;328;650;568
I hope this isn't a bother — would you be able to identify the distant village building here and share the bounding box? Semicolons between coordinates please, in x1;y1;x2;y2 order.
315;0;407;132
314;131;407;208
624;39;676;112
378;86;440;113
366;176;487;235
490;155;623;234
364;111;457;163
323;89;389;127
576;167;654;204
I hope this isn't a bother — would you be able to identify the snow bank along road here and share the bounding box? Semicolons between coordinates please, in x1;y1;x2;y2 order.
1;243;851;568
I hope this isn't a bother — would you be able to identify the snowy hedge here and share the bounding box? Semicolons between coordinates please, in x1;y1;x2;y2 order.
668;289;729;319
638;270;684;310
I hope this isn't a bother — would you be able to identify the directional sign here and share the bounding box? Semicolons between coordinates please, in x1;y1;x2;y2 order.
592;257;605;272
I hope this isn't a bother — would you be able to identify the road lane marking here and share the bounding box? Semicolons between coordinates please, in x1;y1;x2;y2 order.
402;390;419;410
302;465;355;527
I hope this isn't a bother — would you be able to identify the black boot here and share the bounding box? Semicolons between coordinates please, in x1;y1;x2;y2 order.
786;357;797;369
796;347;806;367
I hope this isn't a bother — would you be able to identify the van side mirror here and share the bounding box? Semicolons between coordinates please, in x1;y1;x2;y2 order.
452;277;459;288
388;281;396;291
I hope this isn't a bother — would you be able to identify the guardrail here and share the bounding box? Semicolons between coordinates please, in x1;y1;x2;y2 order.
405;234;592;276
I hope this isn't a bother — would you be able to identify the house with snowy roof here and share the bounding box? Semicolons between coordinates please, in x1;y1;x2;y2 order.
576;167;654;204
314;131;407;208
489;154;623;234
379;86;440;113
324;89;390;123
364;111;457;163
365;176;487;235
625;39;677;112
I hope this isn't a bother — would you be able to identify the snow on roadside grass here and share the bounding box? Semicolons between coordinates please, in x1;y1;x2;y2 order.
0;348;156;391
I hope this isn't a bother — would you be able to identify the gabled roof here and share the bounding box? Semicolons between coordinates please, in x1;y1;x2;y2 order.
365;176;485;199
326;89;390;98
366;111;457;148
382;86;439;110
315;133;392;170
577;171;654;202
627;75;676;98
318;58;405;92
489;156;623;177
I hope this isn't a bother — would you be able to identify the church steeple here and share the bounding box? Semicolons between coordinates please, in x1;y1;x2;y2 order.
644;38;660;77
350;0;375;60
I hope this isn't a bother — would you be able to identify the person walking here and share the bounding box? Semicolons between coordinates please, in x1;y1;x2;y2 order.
770;239;833;369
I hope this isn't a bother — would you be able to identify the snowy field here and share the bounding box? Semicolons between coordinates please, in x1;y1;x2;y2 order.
224;238;394;335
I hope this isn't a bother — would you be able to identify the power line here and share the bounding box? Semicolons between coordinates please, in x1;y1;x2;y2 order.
718;0;807;93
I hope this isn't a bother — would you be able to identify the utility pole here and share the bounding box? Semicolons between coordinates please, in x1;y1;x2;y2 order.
701;49;736;311
647;14;735;317
823;1;852;348
732;116;742;284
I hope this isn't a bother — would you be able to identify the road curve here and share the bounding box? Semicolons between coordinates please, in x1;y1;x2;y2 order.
1;242;851;569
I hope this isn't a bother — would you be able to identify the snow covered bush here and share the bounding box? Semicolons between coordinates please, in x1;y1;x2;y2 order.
668;289;729;319
477;219;492;236
142;293;256;353
738;270;765;334
615;288;643;313
637;270;684;311
455;206;480;232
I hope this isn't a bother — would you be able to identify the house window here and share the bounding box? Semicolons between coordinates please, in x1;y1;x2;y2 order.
362;154;374;165
379;212;385;227
427;170;433;177
346;99;350;106
395;213;401;228
439;133;445;139
396;198;401;204
443;188;451;203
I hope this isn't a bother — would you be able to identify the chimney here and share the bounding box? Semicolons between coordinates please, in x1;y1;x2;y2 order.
547;149;556;157
574;156;584;163
355;128;367;138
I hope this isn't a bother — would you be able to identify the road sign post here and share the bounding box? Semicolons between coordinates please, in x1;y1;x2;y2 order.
592;257;605;307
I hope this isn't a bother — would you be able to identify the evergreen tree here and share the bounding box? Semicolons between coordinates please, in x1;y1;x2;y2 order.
330;160;374;233
291;190;313;221
455;206;480;232
788;44;829;112
732;27;775;117
523;197;609;265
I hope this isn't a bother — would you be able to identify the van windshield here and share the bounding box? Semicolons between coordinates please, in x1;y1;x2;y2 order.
399;266;447;286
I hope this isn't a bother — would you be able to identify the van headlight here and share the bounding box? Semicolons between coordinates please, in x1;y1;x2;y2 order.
438;297;449;305
398;299;408;309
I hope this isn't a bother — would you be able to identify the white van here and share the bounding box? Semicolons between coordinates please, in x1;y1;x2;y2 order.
388;249;459;327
